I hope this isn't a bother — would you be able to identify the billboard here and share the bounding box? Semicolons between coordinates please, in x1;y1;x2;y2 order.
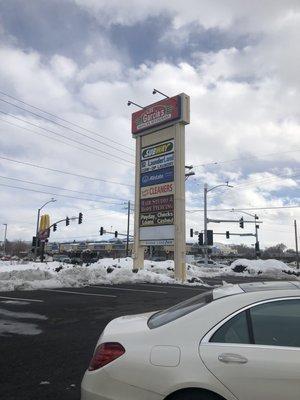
39;214;50;240
140;182;174;199
140;166;174;187
141;153;174;173
140;195;174;213
141;139;174;160
140;211;174;227
132;96;181;135
132;92;190;281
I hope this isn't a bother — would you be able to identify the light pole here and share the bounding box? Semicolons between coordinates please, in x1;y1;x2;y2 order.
231;209;260;259
126;200;131;258
204;182;233;266
34;198;57;261
2;223;7;255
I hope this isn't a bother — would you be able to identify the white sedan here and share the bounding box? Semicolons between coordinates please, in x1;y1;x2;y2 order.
81;281;300;400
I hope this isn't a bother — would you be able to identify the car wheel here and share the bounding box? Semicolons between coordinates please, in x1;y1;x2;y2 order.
170;389;222;400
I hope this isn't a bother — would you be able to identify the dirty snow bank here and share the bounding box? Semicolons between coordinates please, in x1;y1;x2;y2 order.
0;258;298;292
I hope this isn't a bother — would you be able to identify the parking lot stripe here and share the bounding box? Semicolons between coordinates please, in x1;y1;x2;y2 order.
0;295;43;303
90;285;168;294
139;283;207;290
41;289;117;298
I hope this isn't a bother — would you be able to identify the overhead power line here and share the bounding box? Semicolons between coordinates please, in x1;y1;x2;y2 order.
0;155;134;187
187;205;300;213
0;90;134;152
0;175;132;202
0;117;131;167
0;182;124;204
0;110;134;165
193;149;300;168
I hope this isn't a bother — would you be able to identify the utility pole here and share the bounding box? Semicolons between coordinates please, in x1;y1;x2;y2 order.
295;220;299;269
126;200;130;257
2;223;7;255
254;214;259;259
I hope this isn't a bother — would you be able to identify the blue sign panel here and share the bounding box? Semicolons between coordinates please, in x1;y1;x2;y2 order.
140;167;174;187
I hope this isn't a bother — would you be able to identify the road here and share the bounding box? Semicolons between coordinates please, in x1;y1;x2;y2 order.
0;276;280;400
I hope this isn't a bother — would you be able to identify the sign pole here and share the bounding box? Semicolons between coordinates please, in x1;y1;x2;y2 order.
174;123;186;281
133;135;144;269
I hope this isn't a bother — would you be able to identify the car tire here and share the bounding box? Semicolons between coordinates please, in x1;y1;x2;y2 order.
170;389;221;400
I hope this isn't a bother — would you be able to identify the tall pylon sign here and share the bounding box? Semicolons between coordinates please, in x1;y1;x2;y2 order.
131;93;190;281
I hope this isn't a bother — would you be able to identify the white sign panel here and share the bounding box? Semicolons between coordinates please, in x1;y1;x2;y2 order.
140;182;174;199
141;153;174;173
140;225;174;241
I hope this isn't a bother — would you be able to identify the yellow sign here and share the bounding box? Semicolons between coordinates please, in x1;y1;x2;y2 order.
39;214;50;239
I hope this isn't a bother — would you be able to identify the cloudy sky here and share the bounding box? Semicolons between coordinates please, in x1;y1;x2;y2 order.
0;0;299;249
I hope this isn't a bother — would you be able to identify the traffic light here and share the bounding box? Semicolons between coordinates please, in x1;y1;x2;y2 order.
66;217;70;226
198;233;203;246
190;228;194;237
207;230;213;246
114;231;118;238
100;227;104;236
32;236;40;248
226;231;230;239
53;223;57;232
239;217;244;229
78;212;83;224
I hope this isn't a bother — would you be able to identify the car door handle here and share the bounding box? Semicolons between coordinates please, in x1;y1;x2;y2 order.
218;353;248;364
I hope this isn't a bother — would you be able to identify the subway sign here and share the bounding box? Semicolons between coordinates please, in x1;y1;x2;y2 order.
132;96;181;134
141;140;174;161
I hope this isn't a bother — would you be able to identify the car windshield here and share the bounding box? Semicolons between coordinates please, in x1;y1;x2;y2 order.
148;290;213;329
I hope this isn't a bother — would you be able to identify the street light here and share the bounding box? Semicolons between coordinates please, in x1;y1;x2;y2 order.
204;182;233;266
2;223;7;256
34;198;57;261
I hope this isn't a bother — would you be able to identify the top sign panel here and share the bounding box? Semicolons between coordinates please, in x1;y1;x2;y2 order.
132;95;181;135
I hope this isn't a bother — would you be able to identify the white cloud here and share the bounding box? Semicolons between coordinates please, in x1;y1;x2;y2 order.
0;1;299;248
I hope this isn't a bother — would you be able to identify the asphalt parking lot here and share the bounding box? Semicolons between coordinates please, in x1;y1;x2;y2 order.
0;276;283;400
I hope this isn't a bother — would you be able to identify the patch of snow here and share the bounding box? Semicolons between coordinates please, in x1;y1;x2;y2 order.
1;300;30;305
0;258;298;292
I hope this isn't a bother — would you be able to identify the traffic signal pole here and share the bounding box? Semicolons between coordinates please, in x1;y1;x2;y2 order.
295;220;299;269
203;182;233;267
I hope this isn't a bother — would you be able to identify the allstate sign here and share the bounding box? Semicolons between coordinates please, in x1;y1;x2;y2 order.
140;167;174;187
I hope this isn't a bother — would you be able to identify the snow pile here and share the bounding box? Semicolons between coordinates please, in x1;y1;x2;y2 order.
0;258;208;292
0;258;298;292
229;259;299;277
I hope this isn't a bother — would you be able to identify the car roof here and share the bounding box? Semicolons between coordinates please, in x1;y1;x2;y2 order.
239;281;300;292
213;281;300;300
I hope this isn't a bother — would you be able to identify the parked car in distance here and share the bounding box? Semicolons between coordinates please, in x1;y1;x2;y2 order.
196;259;216;266
81;281;300;400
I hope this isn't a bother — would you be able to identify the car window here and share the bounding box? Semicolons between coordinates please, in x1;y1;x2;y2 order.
148;290;213;329
250;299;300;347
210;311;250;344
